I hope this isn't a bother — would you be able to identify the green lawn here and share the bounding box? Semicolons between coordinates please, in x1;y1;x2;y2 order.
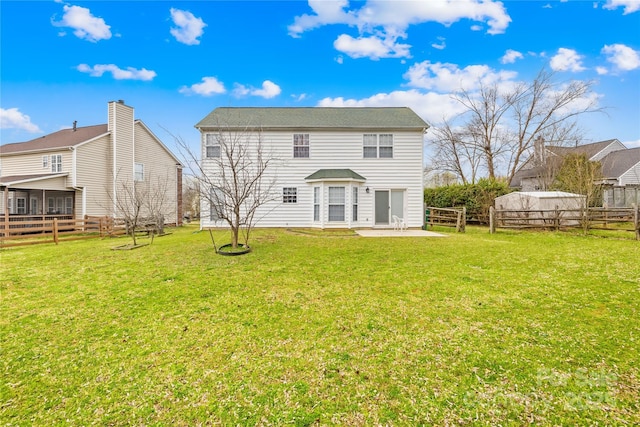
1;224;639;426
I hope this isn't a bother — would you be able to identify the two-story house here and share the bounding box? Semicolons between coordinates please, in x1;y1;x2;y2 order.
0;101;183;224
195;107;429;229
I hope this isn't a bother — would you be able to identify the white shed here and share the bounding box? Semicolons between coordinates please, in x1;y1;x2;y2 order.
495;191;586;211
494;191;587;227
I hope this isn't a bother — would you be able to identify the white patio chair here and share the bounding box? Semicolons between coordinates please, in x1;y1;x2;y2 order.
392;215;407;232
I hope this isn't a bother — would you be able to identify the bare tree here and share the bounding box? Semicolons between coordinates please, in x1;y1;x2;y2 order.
429;119;483;184
171;123;278;250
111;172;171;246
435;69;603;183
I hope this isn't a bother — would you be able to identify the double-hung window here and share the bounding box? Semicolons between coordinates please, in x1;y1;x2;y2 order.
352;187;358;221
293;134;309;158
205;134;221;158
134;163;144;182
51;155;62;172
379;134;393;158
363;134;393;158
42;155;49;169
363;134;378;158
328;187;345;222
283;187;297;203
209;187;224;221
313;187;320;221
16;197;26;215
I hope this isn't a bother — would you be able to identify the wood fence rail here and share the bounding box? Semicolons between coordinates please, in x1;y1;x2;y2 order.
0;215;125;248
488;205;640;240
425;206;466;232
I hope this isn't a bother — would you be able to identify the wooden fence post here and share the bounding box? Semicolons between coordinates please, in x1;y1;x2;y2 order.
53;218;59;245
462;207;466;232
489;206;495;234
632;204;640;240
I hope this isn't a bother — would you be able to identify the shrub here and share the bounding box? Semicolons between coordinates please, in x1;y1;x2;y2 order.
424;179;513;224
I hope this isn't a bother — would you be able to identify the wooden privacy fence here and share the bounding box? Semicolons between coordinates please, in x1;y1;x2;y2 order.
0;215;125;248
425;206;466;232
489;205;640;240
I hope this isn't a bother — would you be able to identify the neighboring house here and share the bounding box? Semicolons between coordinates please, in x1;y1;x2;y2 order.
0;101;183;224
510;138;640;207
195;107;429;229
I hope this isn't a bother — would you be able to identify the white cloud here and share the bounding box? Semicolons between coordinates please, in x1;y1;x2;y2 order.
624;139;640;148
232;80;282;99
52;5;111;42
550;48;586;72
335;55;344;64
179;77;226;96
500;49;524;64
404;61;517;92
431;37;446;50
253;80;282;98
318;89;464;126
288;0;355;37
77;64;156;81
170;8;206;45
602;43;640;71
289;0;511;59
596;66;609;75
232;84;250;97
0;108;42;133
292;93;308;101
603;0;640;14
334;32;411;59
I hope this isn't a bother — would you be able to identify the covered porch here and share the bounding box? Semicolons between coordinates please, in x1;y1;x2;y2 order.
1;173;76;221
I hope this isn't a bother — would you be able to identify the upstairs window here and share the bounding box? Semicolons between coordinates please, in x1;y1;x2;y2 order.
379;134;393;158
293;134;310;158
363;134;393;158
42;155;49;169
363;134;378;158
51;155;62;173
205;134;221;158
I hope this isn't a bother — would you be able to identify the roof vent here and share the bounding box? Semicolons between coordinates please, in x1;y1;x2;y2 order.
73;120;77;131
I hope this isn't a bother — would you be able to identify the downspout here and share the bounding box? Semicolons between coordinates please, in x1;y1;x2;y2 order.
111;102;117;217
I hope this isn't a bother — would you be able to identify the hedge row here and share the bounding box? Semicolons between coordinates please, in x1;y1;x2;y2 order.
423;179;513;224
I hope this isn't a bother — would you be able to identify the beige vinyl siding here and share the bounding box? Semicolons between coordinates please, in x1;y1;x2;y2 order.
201;129;424;229
134;123;180;224
0;150;72;177
75;135;112;216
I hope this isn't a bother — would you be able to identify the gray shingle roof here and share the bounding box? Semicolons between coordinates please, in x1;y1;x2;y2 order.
600;147;640;178
305;169;367;181
195;107;429;130
0;124;108;155
547;139;619;160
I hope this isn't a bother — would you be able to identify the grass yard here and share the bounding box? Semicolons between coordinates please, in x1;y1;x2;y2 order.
1;224;639;426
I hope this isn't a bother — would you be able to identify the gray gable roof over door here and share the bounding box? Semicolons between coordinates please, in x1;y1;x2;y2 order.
195;107;429;130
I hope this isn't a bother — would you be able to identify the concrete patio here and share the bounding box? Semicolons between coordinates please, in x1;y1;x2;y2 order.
356;229;447;237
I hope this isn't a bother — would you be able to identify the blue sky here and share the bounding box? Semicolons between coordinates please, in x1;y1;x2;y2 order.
1;0;639;160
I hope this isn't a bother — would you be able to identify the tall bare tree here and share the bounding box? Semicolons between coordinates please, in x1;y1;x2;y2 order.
430;69;603;183
172;123;278;250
